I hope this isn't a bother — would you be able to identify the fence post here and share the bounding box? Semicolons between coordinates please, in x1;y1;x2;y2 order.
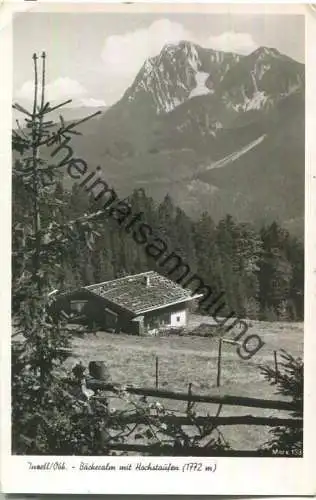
274;350;279;384
155;355;159;389
217;338;222;387
186;382;193;413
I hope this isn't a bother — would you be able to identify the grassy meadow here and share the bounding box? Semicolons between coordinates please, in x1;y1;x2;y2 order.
64;316;303;451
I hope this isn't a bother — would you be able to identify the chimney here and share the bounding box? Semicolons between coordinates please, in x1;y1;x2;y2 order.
143;274;151;287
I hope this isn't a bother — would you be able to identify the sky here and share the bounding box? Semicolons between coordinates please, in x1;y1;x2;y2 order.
13;12;305;109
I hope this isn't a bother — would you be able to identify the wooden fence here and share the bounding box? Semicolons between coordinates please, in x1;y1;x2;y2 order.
87;379;299;411
85;379;302;456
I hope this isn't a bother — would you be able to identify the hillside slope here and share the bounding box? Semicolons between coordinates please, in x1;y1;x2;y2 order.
60;42;304;235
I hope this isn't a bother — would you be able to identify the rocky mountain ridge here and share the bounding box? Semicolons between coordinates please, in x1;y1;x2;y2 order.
63;40;304;237
122;41;303;116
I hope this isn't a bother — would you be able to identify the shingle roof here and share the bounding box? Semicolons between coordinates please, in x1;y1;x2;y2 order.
85;271;196;315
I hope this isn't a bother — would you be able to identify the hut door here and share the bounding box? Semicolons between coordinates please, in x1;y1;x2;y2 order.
104;307;118;330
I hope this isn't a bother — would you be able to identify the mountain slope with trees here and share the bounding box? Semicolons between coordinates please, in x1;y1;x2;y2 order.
62;41;304;236
13;176;304;321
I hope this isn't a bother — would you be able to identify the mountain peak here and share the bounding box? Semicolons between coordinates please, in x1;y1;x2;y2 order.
126;41;203;113
159;40;200;70
251;46;282;59
126;42;242;114
161;40;199;52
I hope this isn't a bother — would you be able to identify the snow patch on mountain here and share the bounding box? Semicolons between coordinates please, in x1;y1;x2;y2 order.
205;134;267;171
280;77;303;98
187;179;219;194
257;47;281;60
223;87;269;112
189;72;212;98
143;58;154;76
256;63;271;80
152;86;182;114
182;41;200;71
209;121;223;137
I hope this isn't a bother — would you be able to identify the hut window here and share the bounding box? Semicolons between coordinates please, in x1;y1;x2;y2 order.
176;315;181;322
70;300;87;313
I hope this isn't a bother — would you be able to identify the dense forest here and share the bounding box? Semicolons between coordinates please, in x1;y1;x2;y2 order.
13;175;304;322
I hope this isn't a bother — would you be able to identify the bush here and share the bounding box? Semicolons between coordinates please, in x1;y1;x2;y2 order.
259;349;303;456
